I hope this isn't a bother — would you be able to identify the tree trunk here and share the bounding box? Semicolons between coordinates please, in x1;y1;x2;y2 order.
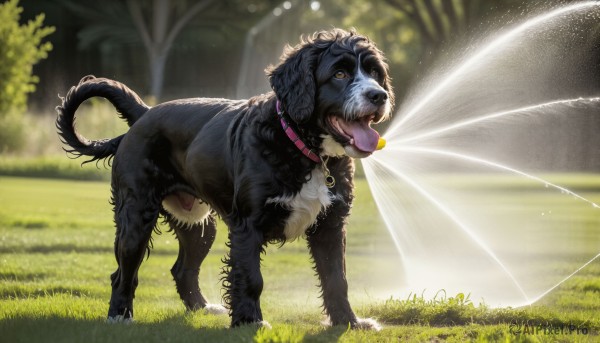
150;50;168;101
127;0;215;100
148;0;169;100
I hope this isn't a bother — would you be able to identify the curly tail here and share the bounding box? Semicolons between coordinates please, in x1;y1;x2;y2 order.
56;75;150;164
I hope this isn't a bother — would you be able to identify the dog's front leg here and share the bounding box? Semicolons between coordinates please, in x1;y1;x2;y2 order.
307;208;382;331
307;214;357;326
224;221;266;327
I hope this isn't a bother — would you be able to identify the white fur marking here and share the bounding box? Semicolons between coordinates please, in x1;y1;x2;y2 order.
106;309;133;324
258;320;272;329
320;134;346;157
321;316;382;331
355;317;383;331
266;169;333;240
203;304;228;315
342;63;391;121
162;196;211;229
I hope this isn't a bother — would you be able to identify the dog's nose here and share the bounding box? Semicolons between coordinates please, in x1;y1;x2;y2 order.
366;89;388;106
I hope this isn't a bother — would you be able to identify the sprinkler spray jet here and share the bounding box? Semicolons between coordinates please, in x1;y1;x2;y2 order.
362;1;600;307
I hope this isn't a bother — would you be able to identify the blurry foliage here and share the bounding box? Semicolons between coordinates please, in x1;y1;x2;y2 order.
12;0;595;156
312;0;525;94
0;0;54;114
316;0;422;66
0;0;54;152
0;155;110;181
23;0;532;107
57;0;286;101
379;0;517;53
0;112;26;154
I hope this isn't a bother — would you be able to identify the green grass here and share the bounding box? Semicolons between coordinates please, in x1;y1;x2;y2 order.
0;155;111;181
1;176;599;342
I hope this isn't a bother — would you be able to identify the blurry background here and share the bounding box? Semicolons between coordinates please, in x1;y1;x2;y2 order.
20;0;551;105
1;0;599;171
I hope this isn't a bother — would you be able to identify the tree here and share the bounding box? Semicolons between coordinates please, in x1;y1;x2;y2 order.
383;0;462;53
62;0;216;101
126;0;216;100
381;0;519;61
0;0;54;115
0;0;54;152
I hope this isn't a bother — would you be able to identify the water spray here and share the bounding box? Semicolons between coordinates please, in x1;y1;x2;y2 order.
363;1;600;307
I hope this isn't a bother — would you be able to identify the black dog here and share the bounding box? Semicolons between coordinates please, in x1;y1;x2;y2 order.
56;29;393;329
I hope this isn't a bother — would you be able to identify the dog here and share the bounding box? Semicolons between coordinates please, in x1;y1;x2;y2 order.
56;28;394;329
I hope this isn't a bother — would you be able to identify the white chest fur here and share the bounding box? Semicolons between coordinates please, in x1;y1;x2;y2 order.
266;168;333;240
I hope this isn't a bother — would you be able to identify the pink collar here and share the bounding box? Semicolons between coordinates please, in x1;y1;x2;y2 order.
276;100;321;163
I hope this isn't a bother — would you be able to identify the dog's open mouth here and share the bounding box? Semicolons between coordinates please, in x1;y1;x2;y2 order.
328;115;380;154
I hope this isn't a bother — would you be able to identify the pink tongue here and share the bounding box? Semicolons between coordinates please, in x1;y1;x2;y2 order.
341;119;380;153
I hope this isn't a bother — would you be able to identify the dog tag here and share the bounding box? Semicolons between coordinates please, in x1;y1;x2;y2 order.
325;174;336;188
321;156;335;188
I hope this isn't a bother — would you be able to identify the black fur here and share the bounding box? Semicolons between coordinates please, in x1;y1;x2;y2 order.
56;29;393;328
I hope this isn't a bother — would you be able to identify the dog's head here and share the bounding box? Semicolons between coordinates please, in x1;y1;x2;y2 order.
268;29;394;158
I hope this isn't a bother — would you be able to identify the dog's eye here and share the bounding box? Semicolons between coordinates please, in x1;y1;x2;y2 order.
369;69;380;79
334;71;348;79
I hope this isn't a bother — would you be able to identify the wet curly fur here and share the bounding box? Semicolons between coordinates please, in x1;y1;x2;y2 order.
56;29;393;328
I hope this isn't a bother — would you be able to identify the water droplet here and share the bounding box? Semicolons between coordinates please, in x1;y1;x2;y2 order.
310;1;320;11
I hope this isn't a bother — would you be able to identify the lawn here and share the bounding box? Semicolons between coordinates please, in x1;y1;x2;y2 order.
0;175;599;342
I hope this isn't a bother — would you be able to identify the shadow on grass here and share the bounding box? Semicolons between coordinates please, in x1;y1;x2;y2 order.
0;315;257;343
0;244;180;255
302;325;347;342
0;244;114;255
0;243;228;256
0;313;359;343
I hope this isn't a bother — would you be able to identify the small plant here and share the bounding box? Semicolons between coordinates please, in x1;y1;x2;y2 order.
363;289;599;335
0;0;54;152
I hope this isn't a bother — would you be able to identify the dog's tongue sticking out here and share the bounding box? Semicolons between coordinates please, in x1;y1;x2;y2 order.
339;118;380;153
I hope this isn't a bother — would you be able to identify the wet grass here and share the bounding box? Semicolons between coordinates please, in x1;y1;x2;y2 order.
1;176;599;342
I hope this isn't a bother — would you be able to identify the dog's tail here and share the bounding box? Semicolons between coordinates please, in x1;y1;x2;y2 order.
56;75;150;164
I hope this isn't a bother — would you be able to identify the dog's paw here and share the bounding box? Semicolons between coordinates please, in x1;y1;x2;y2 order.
203;304;228;315
106;315;134;324
353;317;382;331
257;320;272;329
321;316;382;331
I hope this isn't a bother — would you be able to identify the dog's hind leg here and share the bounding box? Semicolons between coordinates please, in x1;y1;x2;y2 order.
169;215;226;314
108;181;161;323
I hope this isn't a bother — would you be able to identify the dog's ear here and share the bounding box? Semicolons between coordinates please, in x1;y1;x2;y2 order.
267;45;318;124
